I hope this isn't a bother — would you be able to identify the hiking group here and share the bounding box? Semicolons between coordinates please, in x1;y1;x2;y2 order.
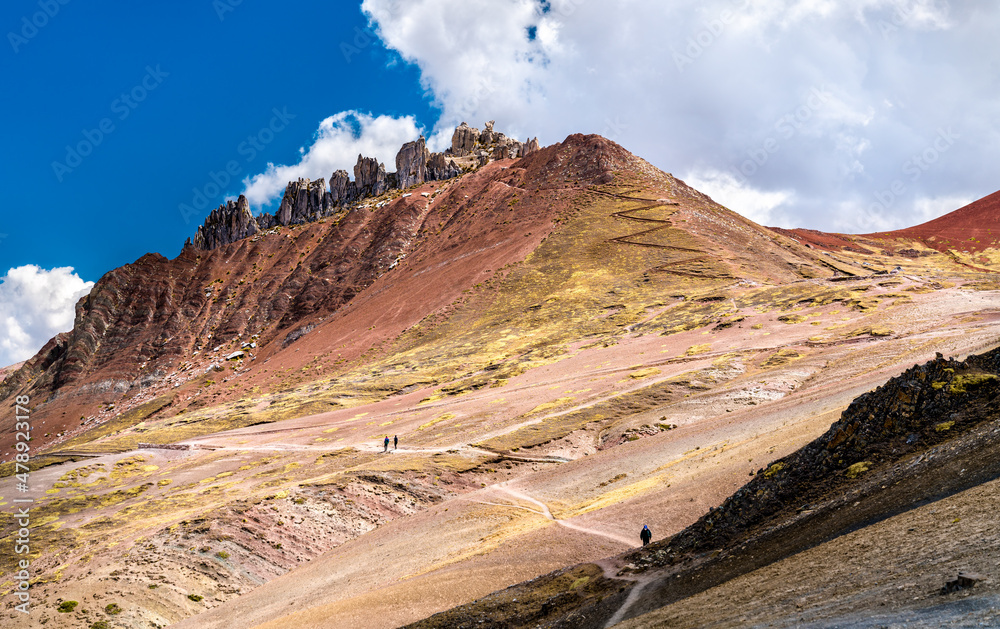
383;435;398;452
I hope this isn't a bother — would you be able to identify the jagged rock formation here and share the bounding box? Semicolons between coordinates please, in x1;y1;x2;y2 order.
522;136;540;156
426;152;461;181
189;121;540;251
396;136;429;189
354;155;388;198
276;178;332;226
451;122;479;156
192;195;260;250
329;169;356;206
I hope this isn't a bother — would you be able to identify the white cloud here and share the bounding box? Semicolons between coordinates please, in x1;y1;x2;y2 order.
0;266;94;368
911;194;976;225
239;111;422;209
684;170;793;226
353;0;999;233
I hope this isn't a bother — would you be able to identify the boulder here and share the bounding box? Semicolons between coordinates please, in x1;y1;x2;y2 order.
942;572;983;594
522;137;540;156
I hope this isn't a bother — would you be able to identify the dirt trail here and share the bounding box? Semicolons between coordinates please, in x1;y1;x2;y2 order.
596;189;727;278
484;481;656;628
494;484;637;547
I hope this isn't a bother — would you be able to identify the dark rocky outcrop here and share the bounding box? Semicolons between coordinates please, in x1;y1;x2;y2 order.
192;196;260;250
663;350;1000;559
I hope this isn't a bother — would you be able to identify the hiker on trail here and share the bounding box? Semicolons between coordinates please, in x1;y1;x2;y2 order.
384;436;390;452
640;524;652;546
394;435;398;450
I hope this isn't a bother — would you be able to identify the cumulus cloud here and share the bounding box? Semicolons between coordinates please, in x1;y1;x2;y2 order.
240;111;422;208
357;0;1000;232
0;266;94;368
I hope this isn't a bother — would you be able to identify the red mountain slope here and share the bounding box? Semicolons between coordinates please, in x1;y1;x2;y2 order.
773;189;1000;254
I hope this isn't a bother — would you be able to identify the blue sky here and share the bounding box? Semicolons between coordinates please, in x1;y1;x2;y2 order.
3;0;1000;366
2;0;432;282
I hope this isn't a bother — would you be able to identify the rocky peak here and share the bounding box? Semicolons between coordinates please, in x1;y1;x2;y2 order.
277;178;332;226
479;120;496;145
190;120;541;250
192;195;259;250
354;155;388;197
522;136;540;156
451;122;479;157
426;152;461;181
395;136;430;189
329;169;356;206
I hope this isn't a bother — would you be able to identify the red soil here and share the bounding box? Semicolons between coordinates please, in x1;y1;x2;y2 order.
870;188;1000;253
773;188;1000;254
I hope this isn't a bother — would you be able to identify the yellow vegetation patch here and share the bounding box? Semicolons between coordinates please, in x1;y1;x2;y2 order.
763;349;802;367
763;462;785;478
935;421;955;432
418;413;456;430
527;397;575;416
844;326;893;338
685;344;711;356
844;461;871;478
948;373;998;394
557;474;665;519
777;314;809;324
627;367;661;380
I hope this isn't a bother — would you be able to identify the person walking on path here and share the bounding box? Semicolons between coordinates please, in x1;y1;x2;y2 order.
640;524;652;546
393;435;398;450
384;436;390;453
